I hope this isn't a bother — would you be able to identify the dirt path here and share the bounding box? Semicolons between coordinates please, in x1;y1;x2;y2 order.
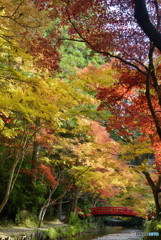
0;222;66;238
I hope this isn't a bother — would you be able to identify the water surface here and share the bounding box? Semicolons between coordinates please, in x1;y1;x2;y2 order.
71;226;123;240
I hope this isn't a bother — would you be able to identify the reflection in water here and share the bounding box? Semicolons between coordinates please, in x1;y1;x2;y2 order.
71;226;123;240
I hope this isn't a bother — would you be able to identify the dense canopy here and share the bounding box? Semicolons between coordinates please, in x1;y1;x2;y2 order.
0;0;161;234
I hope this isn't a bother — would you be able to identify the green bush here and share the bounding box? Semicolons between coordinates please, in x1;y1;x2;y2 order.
81;221;94;232
55;226;64;236
65;225;79;237
66;225;72;238
68;212;81;228
44;228;59;239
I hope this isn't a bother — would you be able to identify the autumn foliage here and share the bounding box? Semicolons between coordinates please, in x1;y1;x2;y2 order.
0;0;160;224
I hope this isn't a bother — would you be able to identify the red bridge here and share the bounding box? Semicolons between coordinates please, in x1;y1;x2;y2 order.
90;206;138;217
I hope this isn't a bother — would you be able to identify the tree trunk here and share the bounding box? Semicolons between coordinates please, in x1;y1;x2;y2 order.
64;186;79;223
31;118;40;184
38;189;53;227
0;156;20;214
54;198;62;220
143;171;161;217
71;187;79;213
0;138;28;214
134;0;161;52
38;200;50;227
155;194;161;217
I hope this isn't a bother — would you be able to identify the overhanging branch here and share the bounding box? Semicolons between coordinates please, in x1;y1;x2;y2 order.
134;0;161;52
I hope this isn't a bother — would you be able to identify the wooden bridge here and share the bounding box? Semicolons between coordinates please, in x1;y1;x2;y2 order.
90;206;138;217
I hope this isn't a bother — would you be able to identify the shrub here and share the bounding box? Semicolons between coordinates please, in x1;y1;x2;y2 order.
68;212;81;228
44;228;59;239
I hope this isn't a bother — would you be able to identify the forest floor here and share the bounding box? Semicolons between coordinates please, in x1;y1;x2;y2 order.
0;221;66;238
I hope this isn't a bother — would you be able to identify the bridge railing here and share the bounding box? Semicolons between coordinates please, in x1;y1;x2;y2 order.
90;206;138;216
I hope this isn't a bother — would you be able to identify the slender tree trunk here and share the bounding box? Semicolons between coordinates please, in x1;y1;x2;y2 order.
0;137;29;214
64;203;71;223
31;118;40;184
71;187;79;213
54;198;62;220
38;182;68;227
38;199;51;227
0;156;20;213
38;188;53;227
64;186;79;223
38;177;72;227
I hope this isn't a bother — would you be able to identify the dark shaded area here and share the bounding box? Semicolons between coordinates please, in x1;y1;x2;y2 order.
104;217;144;227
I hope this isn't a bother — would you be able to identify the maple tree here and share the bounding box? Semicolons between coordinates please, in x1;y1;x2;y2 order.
0;0;61;73
31;1;161;59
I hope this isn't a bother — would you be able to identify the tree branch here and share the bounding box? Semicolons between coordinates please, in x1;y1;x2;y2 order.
65;1;148;75
134;0;161;52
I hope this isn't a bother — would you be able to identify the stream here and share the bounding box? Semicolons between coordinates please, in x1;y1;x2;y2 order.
72;227;143;240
